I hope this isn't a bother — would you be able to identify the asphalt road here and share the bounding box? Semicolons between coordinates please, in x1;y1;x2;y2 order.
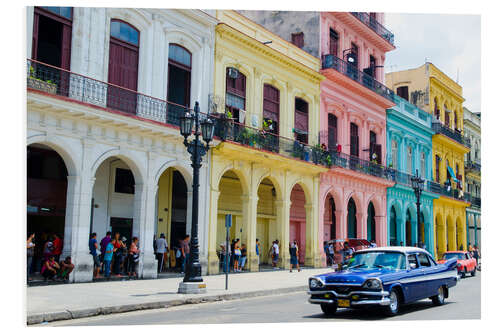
45;272;481;326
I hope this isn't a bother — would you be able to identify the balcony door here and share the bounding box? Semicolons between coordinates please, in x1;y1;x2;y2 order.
107;20;139;114
327;113;337;151
167;44;192;125
294;98;309;144
350;122;359;157
263;84;280;136
329;28;339;57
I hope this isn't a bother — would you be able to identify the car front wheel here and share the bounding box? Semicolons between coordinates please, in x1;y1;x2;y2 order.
320;303;337;315
471;267;476;276
384;289;400;316
431;286;446;306
461;269;467;278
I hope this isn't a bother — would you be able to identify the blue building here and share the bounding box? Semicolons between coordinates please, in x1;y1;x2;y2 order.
386;95;438;255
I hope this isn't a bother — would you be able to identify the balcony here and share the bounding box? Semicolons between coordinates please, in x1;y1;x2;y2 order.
350;12;395;46
465;160;481;173
464;193;481;207
432;121;470;147
321;54;395;102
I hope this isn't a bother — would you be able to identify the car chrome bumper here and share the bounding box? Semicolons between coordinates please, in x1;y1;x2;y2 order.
308;290;390;307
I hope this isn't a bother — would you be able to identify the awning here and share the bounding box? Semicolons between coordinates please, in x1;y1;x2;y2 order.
447;166;458;182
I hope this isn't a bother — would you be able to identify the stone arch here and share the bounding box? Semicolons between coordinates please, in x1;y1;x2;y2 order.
90;148;146;186
215;164;250;196
321;185;342;210
153;159;193;190
287;179;313;206
27;135;79;176
255;172;283;201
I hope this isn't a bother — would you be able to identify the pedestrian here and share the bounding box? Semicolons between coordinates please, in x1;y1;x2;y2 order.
103;239;114;278
459;244;464;251
180;235;190;273
233;239;241;272
323;241;330;266
111;232;122;276
117;236;128;275
89;232;101;279
58;256;74;281
468;243;473;253
239;243;247;271
256;238;261;269
328;242;334;267
269;240;280;268
472;245;480;270
155;233;169;273
128;237;140;278
399;241;404;247
340;241;353;269
52;233;63;262
27;233;35;281
41;255;59;281
370;239;377;248
100;231;112;264
289;241;301;272
42;236;55;263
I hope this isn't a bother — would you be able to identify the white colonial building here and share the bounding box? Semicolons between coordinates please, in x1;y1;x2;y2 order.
26;6;217;282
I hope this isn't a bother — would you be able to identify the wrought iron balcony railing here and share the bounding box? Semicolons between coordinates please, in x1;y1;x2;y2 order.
350;12;395;46
432;121;470;147
321;54;395;103
465;160;481;173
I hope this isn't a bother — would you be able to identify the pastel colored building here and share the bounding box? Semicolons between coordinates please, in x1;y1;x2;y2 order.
386;63;470;258
386;95;438;254
27;6;217;281
463;107;481;249
207;10;326;274
239;11;397;255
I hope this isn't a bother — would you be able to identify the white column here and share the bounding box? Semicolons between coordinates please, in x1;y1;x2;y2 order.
135;183;158;279
26;7;34;58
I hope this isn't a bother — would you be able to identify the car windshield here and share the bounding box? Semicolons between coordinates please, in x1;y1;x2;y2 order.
346;251;406;270
442;253;466;260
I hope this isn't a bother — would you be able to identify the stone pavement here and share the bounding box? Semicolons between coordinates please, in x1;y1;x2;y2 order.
27;267;331;325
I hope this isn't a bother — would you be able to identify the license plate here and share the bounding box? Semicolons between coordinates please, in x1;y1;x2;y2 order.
337;299;350;307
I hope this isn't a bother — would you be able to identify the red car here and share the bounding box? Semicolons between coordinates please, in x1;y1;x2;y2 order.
437;251;477;278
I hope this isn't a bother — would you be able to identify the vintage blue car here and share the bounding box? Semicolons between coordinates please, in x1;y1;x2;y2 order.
308;247;459;316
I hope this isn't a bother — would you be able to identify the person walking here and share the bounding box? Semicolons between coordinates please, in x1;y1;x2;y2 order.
269;240;280;268
27;233;35;281
289;241;301;272
233;239;241;272
89;232;101;279
155;233;169;273
180;235;190;273
256;239;261;270
323;241;330;266
472;245;480;270
111;232;122;276
103;240;114;279
239;244;247;271
100;231;112;265
128;237;140;278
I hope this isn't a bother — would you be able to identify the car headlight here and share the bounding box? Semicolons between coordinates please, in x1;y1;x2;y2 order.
309;278;324;289
362;278;382;290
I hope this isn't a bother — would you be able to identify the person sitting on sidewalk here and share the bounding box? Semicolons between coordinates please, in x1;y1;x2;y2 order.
58;256;74;280
103;240;114;279
41;255;60;281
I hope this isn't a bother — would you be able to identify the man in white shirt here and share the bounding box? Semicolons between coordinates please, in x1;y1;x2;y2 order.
271;240;280;268
155;233;168;273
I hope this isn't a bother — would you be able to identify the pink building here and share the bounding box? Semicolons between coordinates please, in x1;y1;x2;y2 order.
240;10;396;263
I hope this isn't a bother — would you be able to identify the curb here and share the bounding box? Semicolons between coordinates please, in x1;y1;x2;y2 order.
27;285;307;325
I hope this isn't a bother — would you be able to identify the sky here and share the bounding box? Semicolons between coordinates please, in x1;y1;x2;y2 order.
384;13;481;113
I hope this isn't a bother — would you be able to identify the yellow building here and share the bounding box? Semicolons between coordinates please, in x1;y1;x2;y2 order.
207;10;326;274
386;63;470;258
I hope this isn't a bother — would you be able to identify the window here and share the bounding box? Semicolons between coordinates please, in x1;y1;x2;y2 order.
226;68;246;123
391;140;398;169
435;155;440;183
417;253;432;267
328;114;337;150
350;122;359;157
397;86;409;101
420;152;426;178
294;98;309;143
369;131;381;164
114;168;135;194
41;6;72;19
350;43;358;69
291;32;304;49
329;28;339;56
167;44;192;123
445;110;450;127
107;20;140;114
454;111;458;130
434;98;440;119
408;254;419;269
263;84;280;135
407;146;413;174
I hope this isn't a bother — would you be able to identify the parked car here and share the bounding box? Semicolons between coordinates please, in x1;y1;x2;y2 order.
437;251;477;278
308;247;459;316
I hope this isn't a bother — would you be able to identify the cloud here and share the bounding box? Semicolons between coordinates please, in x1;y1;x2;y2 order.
384;13;481;112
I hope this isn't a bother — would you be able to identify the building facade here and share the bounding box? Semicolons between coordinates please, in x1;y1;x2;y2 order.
207;10;326;274
386;63;471;258
240;11;397;255
27;6;217;281
463;107;481;249
386;95;438;255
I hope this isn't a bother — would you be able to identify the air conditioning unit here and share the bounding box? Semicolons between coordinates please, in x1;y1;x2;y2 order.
228;67;239;79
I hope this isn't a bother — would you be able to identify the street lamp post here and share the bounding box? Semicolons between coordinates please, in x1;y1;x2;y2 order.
411;169;425;248
178;101;214;294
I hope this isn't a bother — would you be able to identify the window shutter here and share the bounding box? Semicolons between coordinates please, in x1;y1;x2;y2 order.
32;13;39;60
60;24;72;70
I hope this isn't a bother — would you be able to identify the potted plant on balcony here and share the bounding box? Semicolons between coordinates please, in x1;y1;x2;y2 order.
27;66;57;94
312;144;323;165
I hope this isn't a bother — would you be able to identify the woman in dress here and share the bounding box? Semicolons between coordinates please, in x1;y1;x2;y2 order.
289;240;301;272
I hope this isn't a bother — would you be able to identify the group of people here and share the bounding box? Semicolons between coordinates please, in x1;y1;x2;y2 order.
89;232;140;279
153;234;190;274
467;243;481;268
27;232;74;281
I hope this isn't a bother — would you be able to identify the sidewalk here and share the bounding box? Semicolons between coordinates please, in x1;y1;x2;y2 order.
27;267;330;324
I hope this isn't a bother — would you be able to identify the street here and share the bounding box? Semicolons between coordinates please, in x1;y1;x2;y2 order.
44;272;480;326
